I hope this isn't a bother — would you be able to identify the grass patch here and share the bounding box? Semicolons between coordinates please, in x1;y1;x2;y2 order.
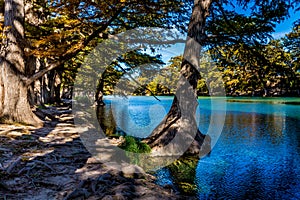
118;136;151;165
118;136;151;153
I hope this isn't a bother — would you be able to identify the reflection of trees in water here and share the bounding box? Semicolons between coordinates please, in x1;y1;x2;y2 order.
224;112;285;142
267;114;284;143
197;111;300;199
285;117;300;149
96;105;117;136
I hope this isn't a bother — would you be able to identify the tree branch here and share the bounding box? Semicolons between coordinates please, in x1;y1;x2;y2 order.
24;5;125;87
115;63;161;101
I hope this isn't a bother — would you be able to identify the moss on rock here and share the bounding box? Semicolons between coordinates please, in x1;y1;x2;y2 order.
167;156;199;195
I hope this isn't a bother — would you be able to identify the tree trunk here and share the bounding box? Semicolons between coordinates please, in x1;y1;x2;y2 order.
25;0;48;106
95;77;105;106
33;59;46;106
144;0;212;157
48;69;62;104
0;0;42;126
26;55;39;106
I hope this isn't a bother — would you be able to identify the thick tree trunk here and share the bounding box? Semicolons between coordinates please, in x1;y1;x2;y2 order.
0;0;42;126
0;68;42;125
144;0;212;157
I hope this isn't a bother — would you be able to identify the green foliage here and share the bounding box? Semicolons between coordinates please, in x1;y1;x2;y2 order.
284;20;300;72
207;0;293;47
119;136;151;154
206;17;300;97
118;135;151;165
132;55;181;95
131;31;300;97
27;0;191;59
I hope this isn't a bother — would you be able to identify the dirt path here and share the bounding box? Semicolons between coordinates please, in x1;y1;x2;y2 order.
0;106;195;200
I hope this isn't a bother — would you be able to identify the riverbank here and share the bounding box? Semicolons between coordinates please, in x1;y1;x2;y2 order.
0;105;196;200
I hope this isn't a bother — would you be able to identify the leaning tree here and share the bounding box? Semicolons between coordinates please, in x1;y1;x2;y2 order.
0;0;191;126
144;0;296;156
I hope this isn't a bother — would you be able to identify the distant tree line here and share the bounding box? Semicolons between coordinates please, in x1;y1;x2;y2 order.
116;22;300;97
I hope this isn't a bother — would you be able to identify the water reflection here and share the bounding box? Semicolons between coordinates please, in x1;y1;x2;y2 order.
99;96;300;199
196;111;300;200
103;96;168;138
222;112;285;143
96;105;117;136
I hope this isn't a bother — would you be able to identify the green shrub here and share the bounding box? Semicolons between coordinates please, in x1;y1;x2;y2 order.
118;136;151;165
119;136;151;153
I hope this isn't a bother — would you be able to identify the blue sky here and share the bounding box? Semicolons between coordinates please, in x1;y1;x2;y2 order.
228;0;299;38
162;7;298;63
226;1;299;39
274;9;298;38
146;3;299;65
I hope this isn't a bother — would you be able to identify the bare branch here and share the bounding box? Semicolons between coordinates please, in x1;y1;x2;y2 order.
115;63;161;101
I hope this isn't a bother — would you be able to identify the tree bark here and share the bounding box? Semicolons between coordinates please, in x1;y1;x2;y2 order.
47;69;62;104
95;71;106;106
0;0;42;126
144;0;212;157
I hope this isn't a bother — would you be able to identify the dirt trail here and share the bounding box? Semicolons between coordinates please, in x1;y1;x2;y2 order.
0;106;195;200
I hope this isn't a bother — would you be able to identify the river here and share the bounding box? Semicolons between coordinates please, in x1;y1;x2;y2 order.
101;96;300;199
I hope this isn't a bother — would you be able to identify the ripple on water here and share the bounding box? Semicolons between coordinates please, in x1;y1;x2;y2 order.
196;110;300;200
102;97;300;199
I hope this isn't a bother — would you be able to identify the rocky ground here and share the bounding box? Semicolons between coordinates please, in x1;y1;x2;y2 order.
0;106;196;200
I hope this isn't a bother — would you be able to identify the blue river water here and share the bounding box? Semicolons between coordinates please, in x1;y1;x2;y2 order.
103;96;300;199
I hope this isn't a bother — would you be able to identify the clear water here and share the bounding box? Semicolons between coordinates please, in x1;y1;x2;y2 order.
103;96;300;199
